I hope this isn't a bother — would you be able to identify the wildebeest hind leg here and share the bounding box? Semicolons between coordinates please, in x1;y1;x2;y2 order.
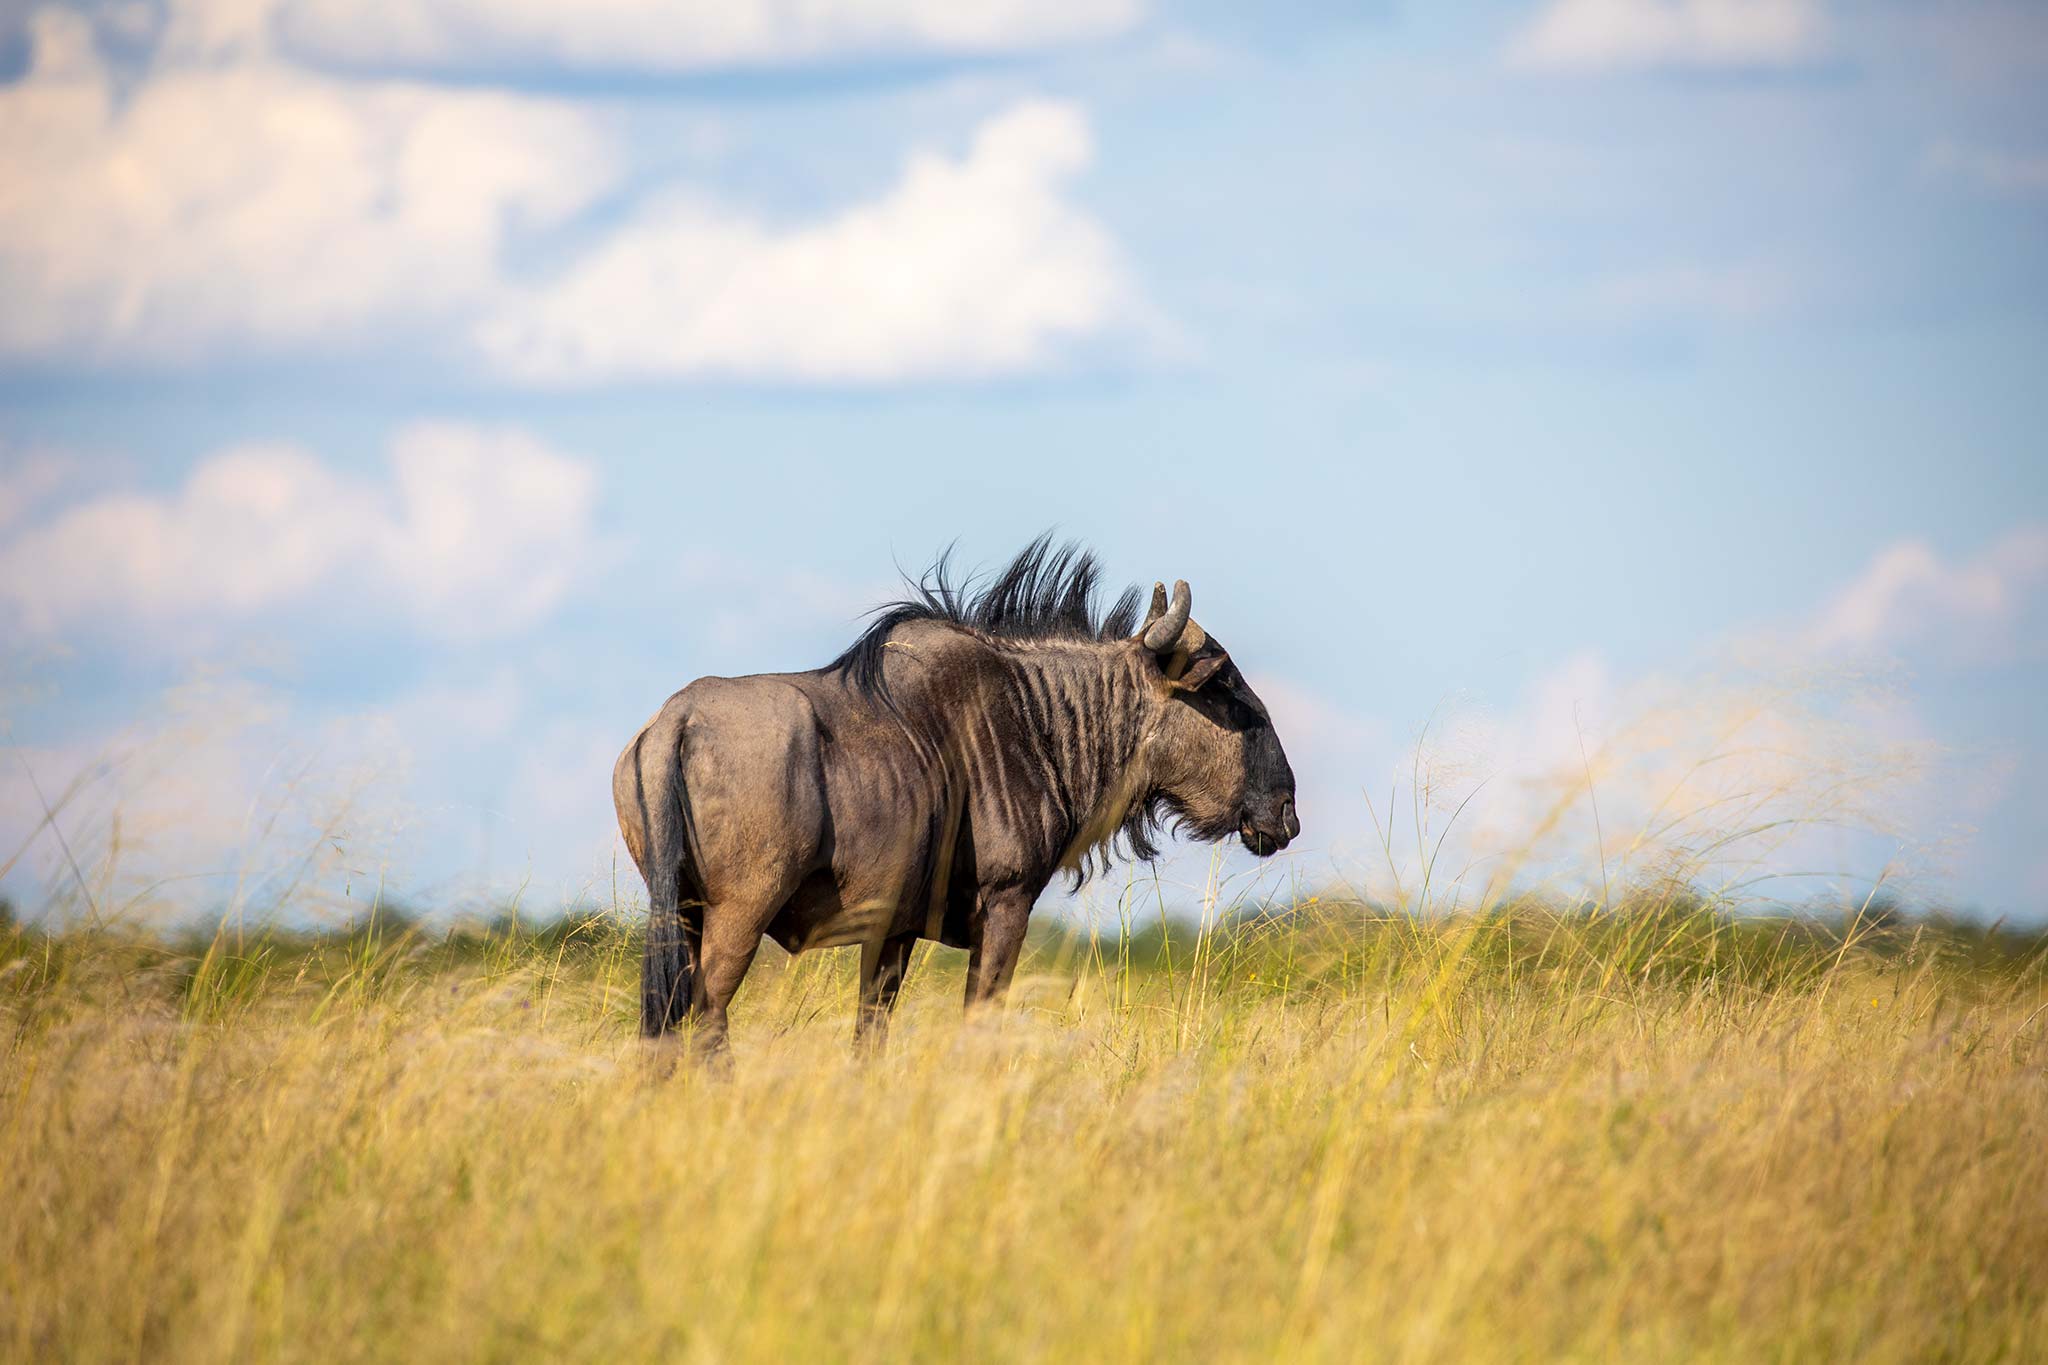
854;932;918;1053
687;908;766;1070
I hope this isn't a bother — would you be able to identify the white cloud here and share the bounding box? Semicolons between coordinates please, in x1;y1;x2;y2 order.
0;675;413;927
0;9;1141;381
271;0;1143;72
1809;525;2048;662
1511;0;1825;72
1346;652;1929;911
0;422;599;640
0;453;76;531
477;101;1135;383
0;664;627;920
380;423;601;632
0;8;613;363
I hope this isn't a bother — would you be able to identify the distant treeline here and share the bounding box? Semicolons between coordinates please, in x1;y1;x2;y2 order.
6;891;2045;1011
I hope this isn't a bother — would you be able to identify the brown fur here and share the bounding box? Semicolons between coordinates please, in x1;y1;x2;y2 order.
613;543;1297;1063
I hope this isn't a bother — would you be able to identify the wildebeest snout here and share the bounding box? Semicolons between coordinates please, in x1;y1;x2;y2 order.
1239;795;1298;857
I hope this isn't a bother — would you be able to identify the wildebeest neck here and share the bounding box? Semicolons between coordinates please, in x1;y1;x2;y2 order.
922;635;1156;886
1012;643;1153;875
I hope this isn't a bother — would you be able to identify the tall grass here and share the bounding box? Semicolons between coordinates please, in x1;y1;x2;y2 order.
4;897;2044;1362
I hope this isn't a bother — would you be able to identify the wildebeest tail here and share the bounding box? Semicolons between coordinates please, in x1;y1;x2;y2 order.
633;718;697;1037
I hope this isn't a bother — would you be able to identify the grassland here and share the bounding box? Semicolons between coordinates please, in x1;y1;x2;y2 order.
3;898;2045;1362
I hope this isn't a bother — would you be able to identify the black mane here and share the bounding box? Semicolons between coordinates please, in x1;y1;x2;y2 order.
826;533;1143;699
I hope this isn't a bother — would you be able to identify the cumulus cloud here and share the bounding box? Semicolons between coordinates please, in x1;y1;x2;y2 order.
1367;525;2048;912
0;8;613;363
0;8;1140;381
479;101;1133;383
0;422;599;641
1809;525;2048;662
270;0;1143;73
1511;0;1825;72
1339;652;1929;912
0;664;625;920
0;453;75;531
0;675;413;927
1160;651;1921;917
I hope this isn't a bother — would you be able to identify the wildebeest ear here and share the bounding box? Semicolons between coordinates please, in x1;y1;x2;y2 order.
1170;651;1230;692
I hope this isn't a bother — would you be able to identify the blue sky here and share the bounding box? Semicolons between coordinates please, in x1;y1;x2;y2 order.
1;0;2043;925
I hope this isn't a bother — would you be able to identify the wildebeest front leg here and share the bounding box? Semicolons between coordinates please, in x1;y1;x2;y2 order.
964;886;1035;1010
854;932;918;1051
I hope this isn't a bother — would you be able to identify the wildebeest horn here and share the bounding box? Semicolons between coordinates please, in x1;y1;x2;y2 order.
1142;579;1192;653
1140;581;1168;632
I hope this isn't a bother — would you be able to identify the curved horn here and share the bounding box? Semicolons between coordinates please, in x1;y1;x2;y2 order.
1142;579;1192;653
1139;581;1168;633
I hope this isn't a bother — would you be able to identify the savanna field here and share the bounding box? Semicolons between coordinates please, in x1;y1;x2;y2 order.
4;894;2044;1363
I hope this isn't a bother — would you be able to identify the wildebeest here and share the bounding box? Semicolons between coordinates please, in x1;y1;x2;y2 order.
612;537;1298;1061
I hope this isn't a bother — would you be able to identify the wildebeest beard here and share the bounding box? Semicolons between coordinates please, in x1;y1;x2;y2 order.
1150;791;1241;856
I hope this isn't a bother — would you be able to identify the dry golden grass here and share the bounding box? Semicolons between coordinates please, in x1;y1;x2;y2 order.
3;904;2046;1362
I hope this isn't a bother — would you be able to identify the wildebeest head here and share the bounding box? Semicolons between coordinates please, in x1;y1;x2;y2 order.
1134;580;1300;857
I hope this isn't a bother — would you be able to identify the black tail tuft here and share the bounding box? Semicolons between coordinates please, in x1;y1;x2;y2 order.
636;721;697;1037
641;896;693;1036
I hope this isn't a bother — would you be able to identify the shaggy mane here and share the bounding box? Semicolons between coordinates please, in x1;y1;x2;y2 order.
825;533;1143;700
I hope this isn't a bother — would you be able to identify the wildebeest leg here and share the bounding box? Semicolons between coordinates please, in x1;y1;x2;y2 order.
963;887;1034;1011
854;932;918;1052
688;911;765;1069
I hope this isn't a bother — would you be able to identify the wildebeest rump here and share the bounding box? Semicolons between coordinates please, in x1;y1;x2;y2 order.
612;537;1299;1060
